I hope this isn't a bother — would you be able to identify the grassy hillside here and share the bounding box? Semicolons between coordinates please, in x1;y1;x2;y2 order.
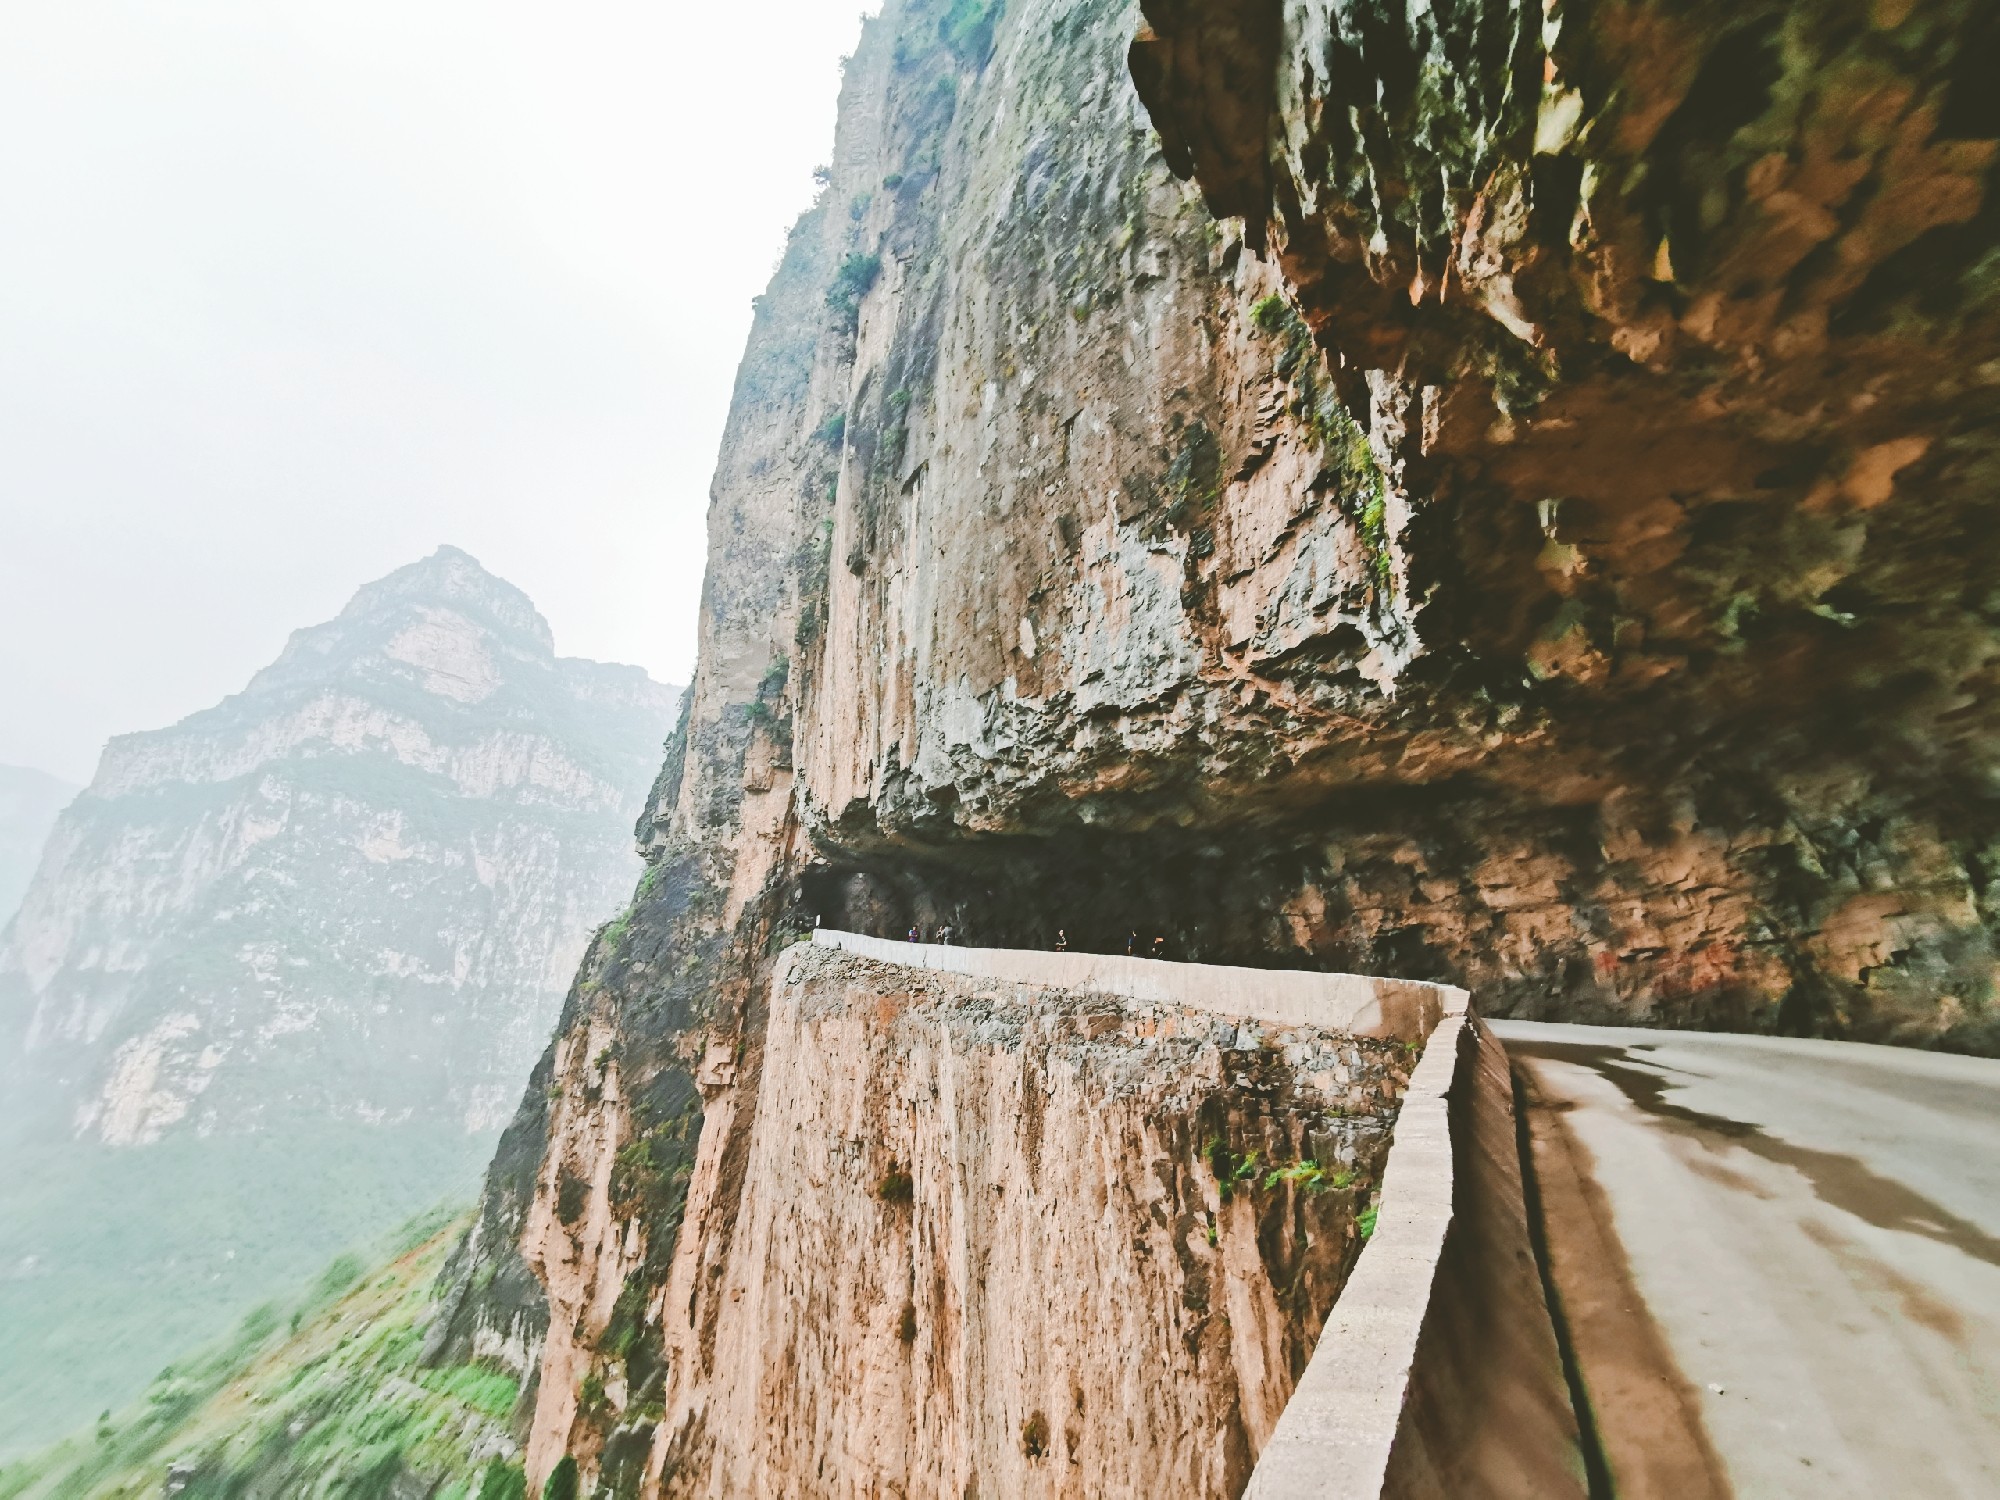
0;1208;531;1500
0;1125;495;1457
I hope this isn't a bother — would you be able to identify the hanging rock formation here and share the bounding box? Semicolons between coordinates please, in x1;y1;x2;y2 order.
431;0;2000;1491
1129;0;2000;1048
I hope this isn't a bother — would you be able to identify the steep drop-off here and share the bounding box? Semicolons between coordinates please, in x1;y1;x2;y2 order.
434;0;2000;1490
0;1210;532;1500
593;944;1403;1496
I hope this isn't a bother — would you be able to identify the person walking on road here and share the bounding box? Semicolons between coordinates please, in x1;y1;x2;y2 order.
1054;929;1068;952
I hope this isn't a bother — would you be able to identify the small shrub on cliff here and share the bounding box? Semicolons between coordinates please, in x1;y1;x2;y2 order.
1206;1137;1266;1201
1250;293;1292;336
826;252;882;335
1021;1409;1051;1459
609;1127;693;1225
542;1455;579;1500
475;1461;528;1500
603;1274;648;1360
940;0;1002;66
1358;1203;1380;1241
600;908;633;951
876;1166;914;1204
1262;1160;1353;1195
1245;287;1389;572
555;1169;589;1226
814;411;847;447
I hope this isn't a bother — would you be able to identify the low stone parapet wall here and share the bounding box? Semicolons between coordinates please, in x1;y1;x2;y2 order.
808;929;1453;1042
1247;1015;1587;1499
809;930;1583;1499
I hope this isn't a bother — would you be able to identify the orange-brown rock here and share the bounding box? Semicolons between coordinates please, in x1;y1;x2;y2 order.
428;0;2000;1491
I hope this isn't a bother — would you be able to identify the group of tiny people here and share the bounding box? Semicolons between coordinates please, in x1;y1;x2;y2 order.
901;924;1169;959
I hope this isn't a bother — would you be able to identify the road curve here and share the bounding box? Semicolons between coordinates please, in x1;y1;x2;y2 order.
1493;1021;2000;1500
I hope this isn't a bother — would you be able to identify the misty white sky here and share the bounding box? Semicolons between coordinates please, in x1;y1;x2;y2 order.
0;2;875;783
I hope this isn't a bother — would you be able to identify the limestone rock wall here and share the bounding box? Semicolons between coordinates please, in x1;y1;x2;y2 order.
1127;0;2000;1049
446;0;2000;1491
0;548;678;1144
635;945;1402;1497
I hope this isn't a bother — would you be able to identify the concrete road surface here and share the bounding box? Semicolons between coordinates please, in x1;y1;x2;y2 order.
1493;1021;2000;1500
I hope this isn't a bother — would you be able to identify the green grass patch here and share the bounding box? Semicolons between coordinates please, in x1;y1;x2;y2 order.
0;1210;525;1500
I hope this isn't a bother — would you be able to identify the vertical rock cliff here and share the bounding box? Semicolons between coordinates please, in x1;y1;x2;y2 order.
437;0;2000;1492
434;0;1423;1487
0;546;677;1452
2;546;677;1145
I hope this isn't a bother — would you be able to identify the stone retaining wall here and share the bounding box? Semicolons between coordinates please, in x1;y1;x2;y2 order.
808;930;1451;1041
809;931;1582;1498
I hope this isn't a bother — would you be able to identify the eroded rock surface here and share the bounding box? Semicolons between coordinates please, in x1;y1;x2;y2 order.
583;945;1397;1496
1130;0;2000;1049
438;0;2000;1490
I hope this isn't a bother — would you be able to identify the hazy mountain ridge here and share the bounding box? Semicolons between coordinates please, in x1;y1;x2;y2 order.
0;547;678;1454
0;766;76;930
1;546;677;1146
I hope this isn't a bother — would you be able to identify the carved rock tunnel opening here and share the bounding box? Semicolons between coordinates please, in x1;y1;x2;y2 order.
789;805;1498;983
772;726;1690;1029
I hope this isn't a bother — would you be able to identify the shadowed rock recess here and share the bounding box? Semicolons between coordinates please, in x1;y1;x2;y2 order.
428;0;2000;1490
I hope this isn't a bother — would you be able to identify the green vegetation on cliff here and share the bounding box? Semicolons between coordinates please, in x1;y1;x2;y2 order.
0;1210;525;1500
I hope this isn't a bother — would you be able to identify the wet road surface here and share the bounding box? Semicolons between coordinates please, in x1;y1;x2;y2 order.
1493;1021;2000;1499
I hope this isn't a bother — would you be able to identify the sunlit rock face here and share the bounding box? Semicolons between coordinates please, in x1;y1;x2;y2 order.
0;546;680;1145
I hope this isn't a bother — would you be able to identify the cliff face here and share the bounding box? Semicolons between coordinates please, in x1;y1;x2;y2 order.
1;546;677;1145
614;945;1400;1497
0;547;678;1454
439;0;2000;1489
1128;0;2000;1050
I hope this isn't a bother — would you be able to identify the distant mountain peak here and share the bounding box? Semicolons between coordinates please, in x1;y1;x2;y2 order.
336;546;555;655
2;546;681;1142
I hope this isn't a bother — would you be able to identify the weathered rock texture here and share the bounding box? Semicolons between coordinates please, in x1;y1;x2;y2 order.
435;0;2000;1490
622;945;1399;1496
1130;0;2000;1050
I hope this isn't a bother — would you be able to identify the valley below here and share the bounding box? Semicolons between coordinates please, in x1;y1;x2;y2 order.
7;0;2000;1493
